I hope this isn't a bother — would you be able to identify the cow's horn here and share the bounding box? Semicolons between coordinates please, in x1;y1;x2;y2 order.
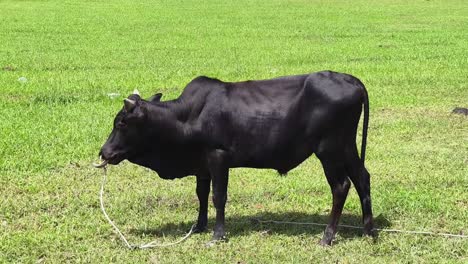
124;98;136;111
133;89;140;95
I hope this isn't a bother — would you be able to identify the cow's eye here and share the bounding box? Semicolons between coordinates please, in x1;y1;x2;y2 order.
117;121;127;128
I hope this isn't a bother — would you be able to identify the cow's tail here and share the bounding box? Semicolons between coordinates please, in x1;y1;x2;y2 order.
360;83;369;164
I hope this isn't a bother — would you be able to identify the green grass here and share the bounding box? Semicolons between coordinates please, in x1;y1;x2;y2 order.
1;0;467;262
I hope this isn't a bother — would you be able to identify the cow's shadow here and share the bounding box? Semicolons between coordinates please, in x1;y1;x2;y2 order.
129;211;391;243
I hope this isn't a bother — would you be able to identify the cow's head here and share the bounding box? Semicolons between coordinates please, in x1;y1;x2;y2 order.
95;90;163;167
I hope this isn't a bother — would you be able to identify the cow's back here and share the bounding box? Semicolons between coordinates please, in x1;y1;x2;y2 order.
183;72;365;171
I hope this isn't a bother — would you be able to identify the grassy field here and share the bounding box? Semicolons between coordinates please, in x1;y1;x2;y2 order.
1;0;467;262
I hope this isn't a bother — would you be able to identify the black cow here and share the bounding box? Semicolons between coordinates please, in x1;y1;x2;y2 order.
96;71;373;246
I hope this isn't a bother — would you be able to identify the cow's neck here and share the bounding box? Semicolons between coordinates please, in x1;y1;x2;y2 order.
146;100;191;143
131;101;201;177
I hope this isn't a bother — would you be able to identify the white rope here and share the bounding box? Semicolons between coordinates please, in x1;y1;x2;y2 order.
254;219;468;239
99;166;195;249
97;165;466;250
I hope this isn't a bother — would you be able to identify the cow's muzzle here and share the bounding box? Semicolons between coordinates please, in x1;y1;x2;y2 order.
93;156;109;168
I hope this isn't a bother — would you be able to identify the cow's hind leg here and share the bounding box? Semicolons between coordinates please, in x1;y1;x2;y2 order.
317;156;351;246
345;148;374;236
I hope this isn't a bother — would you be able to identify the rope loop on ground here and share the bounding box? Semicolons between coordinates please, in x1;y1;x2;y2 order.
98;166;195;249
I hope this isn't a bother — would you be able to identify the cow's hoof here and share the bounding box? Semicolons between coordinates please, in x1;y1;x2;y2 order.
363;229;378;243
363;227;376;238
192;225;207;234
319;239;332;247
320;229;334;246
363;230;373;237
205;236;228;247
212;229;227;240
212;234;228;241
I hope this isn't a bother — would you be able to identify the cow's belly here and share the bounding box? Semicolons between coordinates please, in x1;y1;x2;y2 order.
227;118;319;173
230;144;316;174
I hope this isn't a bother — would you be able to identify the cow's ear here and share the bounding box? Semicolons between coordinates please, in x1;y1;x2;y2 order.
124;98;136;112
149;93;163;102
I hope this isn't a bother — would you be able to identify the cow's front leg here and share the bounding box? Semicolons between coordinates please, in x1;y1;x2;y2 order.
211;174;228;241
194;175;210;233
207;150;229;242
